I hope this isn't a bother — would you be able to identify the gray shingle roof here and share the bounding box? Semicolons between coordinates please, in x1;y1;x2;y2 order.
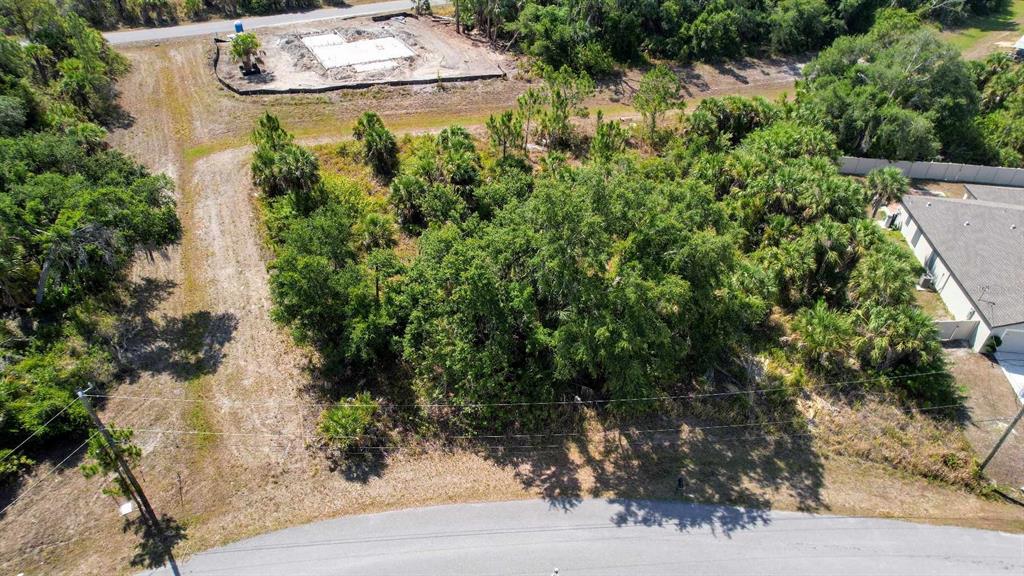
964;184;1024;207
902;196;1024;328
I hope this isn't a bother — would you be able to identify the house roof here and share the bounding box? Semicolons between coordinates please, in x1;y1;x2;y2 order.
963;184;1024;207
902;196;1024;328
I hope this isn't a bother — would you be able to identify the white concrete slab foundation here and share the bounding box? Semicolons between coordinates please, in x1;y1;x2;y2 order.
301;32;344;48
301;34;414;69
352;60;398;73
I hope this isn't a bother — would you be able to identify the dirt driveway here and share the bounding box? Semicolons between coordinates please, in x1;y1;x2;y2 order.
947;347;1024;490
1;29;1022;576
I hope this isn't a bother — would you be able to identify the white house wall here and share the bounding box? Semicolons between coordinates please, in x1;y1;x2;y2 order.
973;321;993;352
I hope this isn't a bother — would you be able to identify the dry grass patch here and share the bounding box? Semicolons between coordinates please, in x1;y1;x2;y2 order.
813;398;981;489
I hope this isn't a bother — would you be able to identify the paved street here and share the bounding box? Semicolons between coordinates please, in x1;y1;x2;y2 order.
103;1;449;45
141;499;1024;575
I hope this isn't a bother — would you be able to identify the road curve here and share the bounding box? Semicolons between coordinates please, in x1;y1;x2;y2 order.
140;499;1024;575
103;0;450;45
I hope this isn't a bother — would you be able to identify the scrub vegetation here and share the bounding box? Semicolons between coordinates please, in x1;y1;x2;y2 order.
256;41;961;463
0;6;179;483
796;8;1024;165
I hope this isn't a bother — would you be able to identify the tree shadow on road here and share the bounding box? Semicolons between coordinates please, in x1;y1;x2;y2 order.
124;512;187;571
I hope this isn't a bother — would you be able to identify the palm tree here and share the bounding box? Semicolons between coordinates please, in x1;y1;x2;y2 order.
276;144;320;194
353;112;399;178
230;32;260;74
792;300;855;372
866;167;909;218
0;233;34;308
848;246;917;308
275;144;323;215
855;305;938;371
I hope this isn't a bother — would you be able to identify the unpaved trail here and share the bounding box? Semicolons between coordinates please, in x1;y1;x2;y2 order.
2;30;1023;576
183;146;311;453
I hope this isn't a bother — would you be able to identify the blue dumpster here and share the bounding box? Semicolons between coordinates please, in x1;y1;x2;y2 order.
234;20;244;33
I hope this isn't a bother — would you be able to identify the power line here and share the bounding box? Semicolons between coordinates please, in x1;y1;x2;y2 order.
5;411;1010;571
4;400;1000;507
77;387;181;576
0;380;975;516
0;387;158;472
125;414;1015;455
121;402;1005;447
83;369;950;409
0;431;96;517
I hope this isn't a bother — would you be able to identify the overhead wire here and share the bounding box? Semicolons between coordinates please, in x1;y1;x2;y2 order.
4;393;1013;572
0;397;81;465
121;402;1012;451
126;416;1020;457
0;371;985;527
0;431;97;517
82;369;951;409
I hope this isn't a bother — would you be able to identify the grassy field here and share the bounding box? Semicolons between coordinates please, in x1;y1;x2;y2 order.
941;0;1024;57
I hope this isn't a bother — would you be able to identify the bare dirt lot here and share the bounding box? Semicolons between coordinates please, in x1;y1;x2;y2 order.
911;179;970;199
2;27;1022;576
947;347;1024;489
217;15;508;93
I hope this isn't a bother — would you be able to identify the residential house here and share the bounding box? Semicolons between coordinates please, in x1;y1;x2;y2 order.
898;192;1024;353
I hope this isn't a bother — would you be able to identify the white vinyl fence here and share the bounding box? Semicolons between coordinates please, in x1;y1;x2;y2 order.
839;157;1024;187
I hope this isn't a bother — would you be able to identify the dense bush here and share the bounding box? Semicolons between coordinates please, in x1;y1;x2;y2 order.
797;9;982;163
0;7;180;476
970;52;1024;167
318;392;379;452
261;95;953;434
467;0;1004;74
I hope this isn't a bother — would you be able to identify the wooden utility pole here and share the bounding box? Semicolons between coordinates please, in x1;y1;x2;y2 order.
77;388;181;576
980;402;1024;473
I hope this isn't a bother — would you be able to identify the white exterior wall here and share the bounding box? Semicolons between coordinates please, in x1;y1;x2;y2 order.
899;208;987;349
972;322;993;352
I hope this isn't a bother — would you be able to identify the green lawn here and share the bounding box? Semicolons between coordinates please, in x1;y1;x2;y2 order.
914;289;953;321
942;0;1024;55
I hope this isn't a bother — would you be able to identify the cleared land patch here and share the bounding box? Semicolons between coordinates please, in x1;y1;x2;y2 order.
216;15;507;93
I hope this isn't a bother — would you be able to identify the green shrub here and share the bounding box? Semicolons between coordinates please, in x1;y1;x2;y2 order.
183;0;204;18
0;450;33;485
981;335;1002;354
80;426;141;497
318;392;379;451
0;95;27;136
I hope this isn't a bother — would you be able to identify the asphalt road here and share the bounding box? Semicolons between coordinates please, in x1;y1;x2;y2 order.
140;499;1024;575
103;1;450;45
